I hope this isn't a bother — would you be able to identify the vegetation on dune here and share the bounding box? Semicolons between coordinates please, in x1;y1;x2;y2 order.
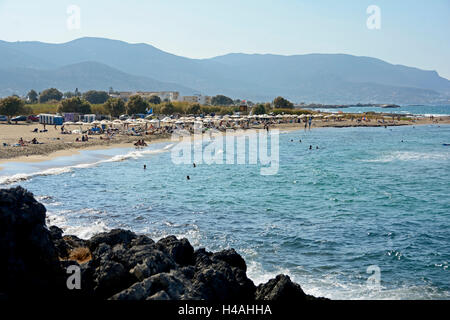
273;96;294;109
2;89;361;118
82;90;109;104
211;94;234;106
39;88;63;103
147;95;161;105
126;95;149;115
26;89;38;104
103;98;125;117
0;96;30;118
58;97;92;114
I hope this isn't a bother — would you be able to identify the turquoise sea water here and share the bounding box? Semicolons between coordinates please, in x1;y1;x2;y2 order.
305;104;450;116
1;124;449;299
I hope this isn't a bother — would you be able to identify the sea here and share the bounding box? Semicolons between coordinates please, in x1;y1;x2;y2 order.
0;106;449;300
304;104;450;117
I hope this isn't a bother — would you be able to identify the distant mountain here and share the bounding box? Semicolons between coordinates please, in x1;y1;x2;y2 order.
0;61;197;97
1;37;450;104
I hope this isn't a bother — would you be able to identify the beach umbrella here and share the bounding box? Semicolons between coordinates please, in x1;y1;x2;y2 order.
64;121;74;125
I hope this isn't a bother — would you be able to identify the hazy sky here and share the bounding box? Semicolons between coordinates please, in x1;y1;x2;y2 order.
1;0;449;78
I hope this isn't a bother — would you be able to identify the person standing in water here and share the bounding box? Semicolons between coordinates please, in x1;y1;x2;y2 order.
308;117;312;129
144;164;147;170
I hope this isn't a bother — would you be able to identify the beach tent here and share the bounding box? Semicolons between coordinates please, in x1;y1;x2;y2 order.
39;114;64;125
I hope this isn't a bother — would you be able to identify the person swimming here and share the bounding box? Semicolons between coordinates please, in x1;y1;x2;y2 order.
309;145;312;150
144;164;146;170
187;175;190;180
193;163;196;168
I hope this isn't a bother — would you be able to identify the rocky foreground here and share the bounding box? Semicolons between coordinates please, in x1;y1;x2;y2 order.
0;186;325;301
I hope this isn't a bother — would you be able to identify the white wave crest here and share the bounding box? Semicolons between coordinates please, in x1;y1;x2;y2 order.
0;144;174;185
364;151;449;163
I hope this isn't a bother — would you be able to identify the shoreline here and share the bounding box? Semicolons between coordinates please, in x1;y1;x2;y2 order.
1;118;449;166
0;186;326;301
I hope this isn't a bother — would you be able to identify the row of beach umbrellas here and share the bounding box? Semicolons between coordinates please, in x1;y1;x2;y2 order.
62;113;333;126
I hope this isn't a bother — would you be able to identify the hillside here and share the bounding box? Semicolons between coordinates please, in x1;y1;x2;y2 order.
1;37;450;104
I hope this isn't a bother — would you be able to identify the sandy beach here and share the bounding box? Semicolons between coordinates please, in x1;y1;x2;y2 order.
1;116;449;165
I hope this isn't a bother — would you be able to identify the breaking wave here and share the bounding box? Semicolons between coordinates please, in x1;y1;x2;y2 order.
0;144;174;185
363;151;449;163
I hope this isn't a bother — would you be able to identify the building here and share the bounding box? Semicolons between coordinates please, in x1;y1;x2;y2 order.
182;94;211;105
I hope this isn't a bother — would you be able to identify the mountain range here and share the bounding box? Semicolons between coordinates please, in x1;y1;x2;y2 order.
1;37;449;104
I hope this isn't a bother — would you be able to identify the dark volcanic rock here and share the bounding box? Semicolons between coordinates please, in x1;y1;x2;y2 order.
87;229;136;252
0;187;65;298
156;236;194;266
0;186;326;301
255;274;322;301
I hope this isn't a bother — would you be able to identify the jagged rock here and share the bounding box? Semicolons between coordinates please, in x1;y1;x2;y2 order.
49;225;87;259
130;251;175;281
212;249;247;272
110;270;189;300
255;274;321;301
87;229;136;252
156;236;194;266
148;290;170;300
189;248;256;301
0;187;65;298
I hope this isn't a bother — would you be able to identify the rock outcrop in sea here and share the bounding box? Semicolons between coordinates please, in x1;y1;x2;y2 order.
0;186;326;301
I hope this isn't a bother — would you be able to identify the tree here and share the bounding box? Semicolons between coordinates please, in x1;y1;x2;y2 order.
186;103;201;115
211;95;234;106
148;95;162;105
64;91;75;99
27;90;38;104
252;104;266;115
126;95;148;115
0;96;26;120
273;96;293;109
160;103;175;115
83;90;109;104
104;98;126;117
57;97;92;114
39;88;63;103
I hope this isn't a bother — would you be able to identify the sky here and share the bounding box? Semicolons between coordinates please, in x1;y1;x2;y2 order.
1;0;449;78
